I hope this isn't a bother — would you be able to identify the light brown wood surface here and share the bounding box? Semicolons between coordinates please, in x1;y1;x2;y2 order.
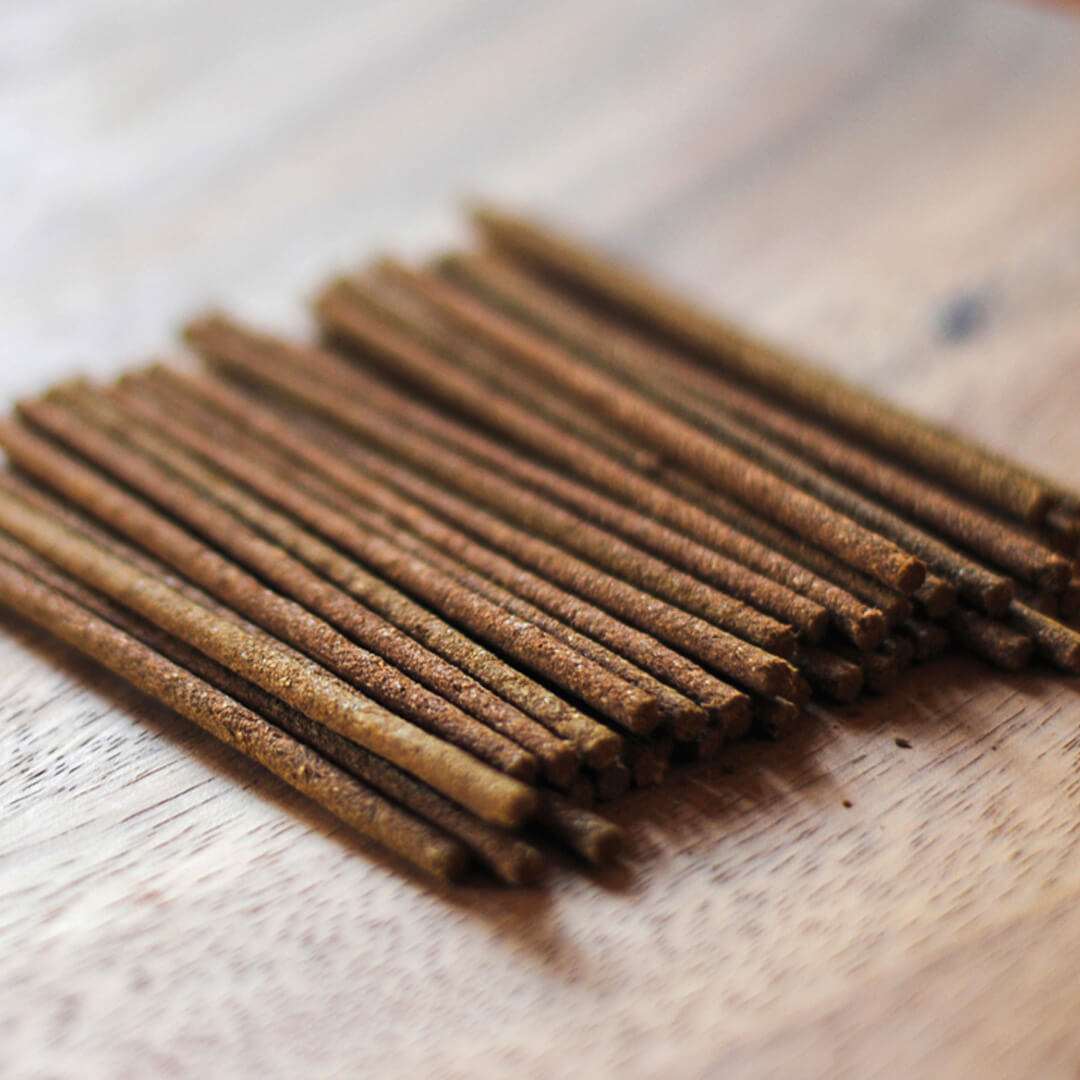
4;2;1080;1077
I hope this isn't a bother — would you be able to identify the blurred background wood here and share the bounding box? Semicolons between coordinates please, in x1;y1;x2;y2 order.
3;1;1080;1076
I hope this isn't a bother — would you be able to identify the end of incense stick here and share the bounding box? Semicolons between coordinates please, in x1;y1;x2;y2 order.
890;552;927;596
536;792;625;866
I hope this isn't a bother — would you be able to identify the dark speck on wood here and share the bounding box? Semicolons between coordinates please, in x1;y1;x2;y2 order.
937;290;990;344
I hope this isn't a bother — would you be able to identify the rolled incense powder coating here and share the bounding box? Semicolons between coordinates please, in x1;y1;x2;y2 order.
592;762;632;802
194;314;802;662
470;205;1059;525
657;471;887;650
913;576;959;620
322;282;827;644
305;297;885;651
503;298;1011;620
0;527;544;884
469;257;1071;594
898;618;952;662
752;697;800;740
109;375;725;738
127;371;696;740
1009;601;1080;673
535;791;624;865
660;361;1072;591
332;496;709;739
101;384;607;776
662;391;1012;617
138;390;613;770
342;270;661;472
29;394;634;766
796;645;864;703
0;553;469;881
381;263;925;594
663;469;891;646
25;393;541;783
184;330;799;700
949;609;1033;672
0;460;536;829
149;367;750;729
623;734;673;789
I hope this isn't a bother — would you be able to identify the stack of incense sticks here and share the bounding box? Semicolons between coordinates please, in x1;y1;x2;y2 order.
3;206;1079;884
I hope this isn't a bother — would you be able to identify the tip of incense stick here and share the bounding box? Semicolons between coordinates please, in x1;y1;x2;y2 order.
982;579;1017;619
893;554;927;596
583;821;625;866
505;843;547;886
42;377;93;404
1036;554;1073;594
500;783;542;830
710;695;753;740
543;743;582;790
671;702;710;741
853;608;888;652
915;578;959;620
582;728;625;770
431;843;472;883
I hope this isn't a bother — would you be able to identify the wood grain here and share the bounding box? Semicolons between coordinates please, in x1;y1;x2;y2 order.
3;1;1080;1077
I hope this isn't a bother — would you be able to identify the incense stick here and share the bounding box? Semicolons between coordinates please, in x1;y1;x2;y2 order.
470;205;1071;525
146;365;753;728
445;249;1071;592
366;263;926;594
0;553;473;881
0;527;548;883
0;434;537;828
25;392;542;782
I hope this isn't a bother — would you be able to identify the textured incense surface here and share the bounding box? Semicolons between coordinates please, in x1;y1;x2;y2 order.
4;205;1079;885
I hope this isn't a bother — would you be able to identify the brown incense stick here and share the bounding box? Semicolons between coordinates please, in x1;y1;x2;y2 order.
91;386;586;779
302;298;891;650
912;577;960;620
184;326;799;699
445;249;1071;592
0;425;538;828
1009;601;1080;673
0;526;547;884
349;269;660;472
75;383;638;765
324;280;828;642
796;645;864;703
898;618;952;663
660;467;902;636
0;552;471;881
535;791;624;865
24;391;544;782
124;402;618;772
135;367;707;737
190;313;802;661
470;205;1071;525
146;365;752;729
366;263;925;594
949;609;1033;671
637;374;1013;616
406;266;1009;617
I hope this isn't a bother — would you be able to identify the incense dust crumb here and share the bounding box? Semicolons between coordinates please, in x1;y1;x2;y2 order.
842;799;853;809
894;737;912;749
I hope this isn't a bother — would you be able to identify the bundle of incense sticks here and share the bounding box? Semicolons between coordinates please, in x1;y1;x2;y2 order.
3;206;1079;884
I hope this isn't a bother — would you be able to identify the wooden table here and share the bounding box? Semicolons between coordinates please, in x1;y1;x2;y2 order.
4;2;1080;1076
